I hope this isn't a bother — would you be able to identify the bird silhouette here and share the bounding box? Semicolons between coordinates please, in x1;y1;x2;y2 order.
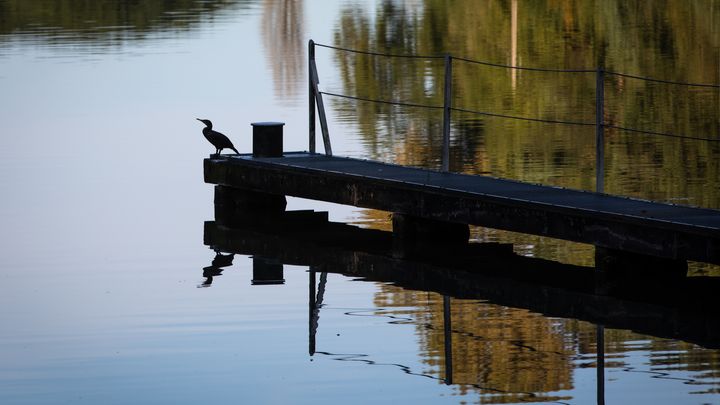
196;118;240;155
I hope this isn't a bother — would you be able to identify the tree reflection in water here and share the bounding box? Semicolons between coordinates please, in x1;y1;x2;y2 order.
0;0;255;50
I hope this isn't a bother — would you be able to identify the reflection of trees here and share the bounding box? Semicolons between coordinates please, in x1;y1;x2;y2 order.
373;288;576;402
604;328;720;396
0;0;254;46
373;285;720;402
332;0;720;209
261;0;305;104
335;5;720;395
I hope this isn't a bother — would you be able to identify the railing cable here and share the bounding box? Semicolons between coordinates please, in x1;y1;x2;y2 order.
452;106;595;127
316;42;720;87
320;91;443;110
453;56;595;73
320;93;719;142
321;92;720;142
605;71;720;88
313;40;720;144
605;124;720;142
314;42;444;60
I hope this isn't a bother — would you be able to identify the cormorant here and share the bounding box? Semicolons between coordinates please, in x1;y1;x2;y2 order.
196;118;240;155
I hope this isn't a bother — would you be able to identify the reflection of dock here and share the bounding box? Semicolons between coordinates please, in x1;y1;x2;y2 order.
203;209;720;349
204;152;720;270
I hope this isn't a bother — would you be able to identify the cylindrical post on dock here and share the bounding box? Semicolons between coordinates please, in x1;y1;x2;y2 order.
252;121;285;158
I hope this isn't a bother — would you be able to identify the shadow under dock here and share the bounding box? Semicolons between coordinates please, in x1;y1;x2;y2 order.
203;205;720;349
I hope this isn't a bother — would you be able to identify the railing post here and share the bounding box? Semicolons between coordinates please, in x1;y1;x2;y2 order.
442;54;453;172
309;40;316;154
595;67;605;193
309;60;333;156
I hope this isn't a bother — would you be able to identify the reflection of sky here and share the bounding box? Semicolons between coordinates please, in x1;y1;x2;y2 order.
0;3;367;402
0;0;361;289
0;0;358;269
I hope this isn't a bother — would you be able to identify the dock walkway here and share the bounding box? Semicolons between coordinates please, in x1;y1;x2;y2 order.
204;152;719;265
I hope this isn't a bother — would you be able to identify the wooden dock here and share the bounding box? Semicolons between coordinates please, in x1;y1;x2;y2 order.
204;152;720;266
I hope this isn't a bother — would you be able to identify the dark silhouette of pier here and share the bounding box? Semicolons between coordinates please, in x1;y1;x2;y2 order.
204;40;720;276
204;152;720;271
203;207;720;350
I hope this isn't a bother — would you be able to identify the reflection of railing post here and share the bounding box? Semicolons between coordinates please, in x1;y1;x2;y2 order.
596;324;605;405
595;67;605;193
308;40;316;154
309;267;327;357
309;267;316;355
442;54;453;172
443;295;453;385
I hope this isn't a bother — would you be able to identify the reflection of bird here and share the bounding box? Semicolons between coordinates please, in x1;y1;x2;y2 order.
212;251;235;267
196;118;239;155
198;251;236;288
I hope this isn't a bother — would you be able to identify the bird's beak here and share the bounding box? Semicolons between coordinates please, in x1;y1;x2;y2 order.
196;118;202;121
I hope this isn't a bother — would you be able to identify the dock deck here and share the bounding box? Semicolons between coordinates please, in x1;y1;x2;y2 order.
204;152;720;265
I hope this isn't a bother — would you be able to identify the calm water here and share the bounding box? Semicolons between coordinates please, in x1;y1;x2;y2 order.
1;0;719;404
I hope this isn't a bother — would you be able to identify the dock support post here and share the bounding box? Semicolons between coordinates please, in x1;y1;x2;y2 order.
309;40;316;154
595;68;605;193
442;54;453;172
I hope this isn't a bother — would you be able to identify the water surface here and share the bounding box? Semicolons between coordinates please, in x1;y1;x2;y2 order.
0;1;719;403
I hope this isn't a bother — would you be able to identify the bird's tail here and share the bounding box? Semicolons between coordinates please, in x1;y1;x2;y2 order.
231;147;240;154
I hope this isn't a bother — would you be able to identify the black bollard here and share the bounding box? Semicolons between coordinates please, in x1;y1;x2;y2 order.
252;122;285;157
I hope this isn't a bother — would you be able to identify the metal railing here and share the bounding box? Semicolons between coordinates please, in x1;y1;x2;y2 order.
308;40;332;156
307;39;720;193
